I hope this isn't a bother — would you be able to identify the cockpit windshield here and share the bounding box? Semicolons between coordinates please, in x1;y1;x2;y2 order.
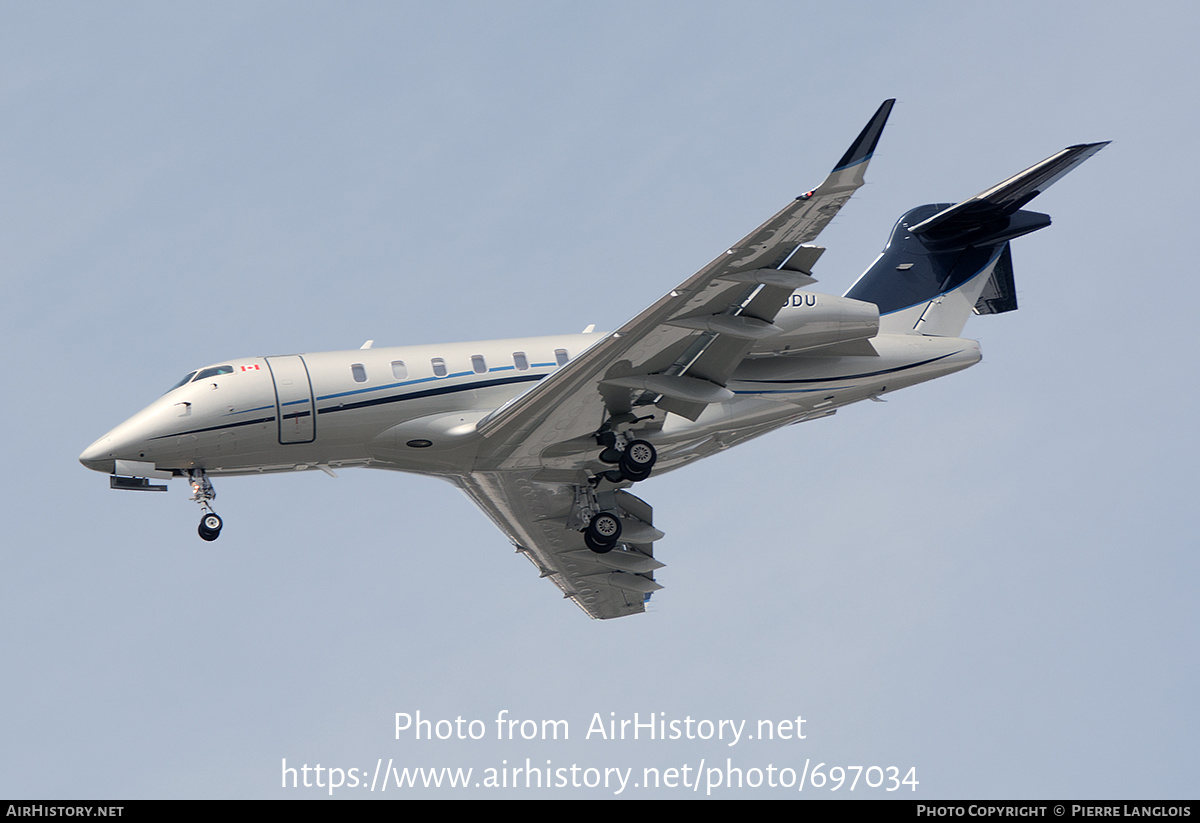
166;371;198;394
195;365;234;380
164;365;234;395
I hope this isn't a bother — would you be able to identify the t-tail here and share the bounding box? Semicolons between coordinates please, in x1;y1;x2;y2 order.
844;141;1108;336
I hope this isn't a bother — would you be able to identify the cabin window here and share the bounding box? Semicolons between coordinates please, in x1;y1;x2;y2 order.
391;360;408;380
513;351;529;371
471;354;487;374
431;357;447;377
351;363;367;383
555;348;569;366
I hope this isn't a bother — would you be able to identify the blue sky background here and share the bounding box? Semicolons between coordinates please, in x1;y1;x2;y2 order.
2;1;1196;798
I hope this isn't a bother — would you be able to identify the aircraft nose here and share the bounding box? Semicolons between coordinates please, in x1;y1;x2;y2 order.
79;410;160;473
79;436;114;473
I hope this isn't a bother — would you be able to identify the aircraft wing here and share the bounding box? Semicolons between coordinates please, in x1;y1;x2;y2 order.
455;471;664;619
451;101;894;618
474;99;895;470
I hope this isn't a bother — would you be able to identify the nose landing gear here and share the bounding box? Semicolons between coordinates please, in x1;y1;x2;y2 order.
189;470;223;541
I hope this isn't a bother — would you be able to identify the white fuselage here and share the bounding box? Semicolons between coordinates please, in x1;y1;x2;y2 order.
80;330;981;481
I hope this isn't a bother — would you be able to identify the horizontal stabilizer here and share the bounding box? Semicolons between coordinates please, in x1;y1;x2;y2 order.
910;142;1108;242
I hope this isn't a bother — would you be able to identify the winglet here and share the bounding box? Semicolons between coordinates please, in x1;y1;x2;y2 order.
831;98;895;172
808;99;895;197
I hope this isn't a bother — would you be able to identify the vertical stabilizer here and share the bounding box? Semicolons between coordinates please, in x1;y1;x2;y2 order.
844;142;1106;336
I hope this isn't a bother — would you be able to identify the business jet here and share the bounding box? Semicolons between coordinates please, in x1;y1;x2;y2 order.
79;100;1105;618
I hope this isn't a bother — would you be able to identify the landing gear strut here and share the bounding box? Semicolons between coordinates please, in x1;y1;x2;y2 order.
189;469;223;541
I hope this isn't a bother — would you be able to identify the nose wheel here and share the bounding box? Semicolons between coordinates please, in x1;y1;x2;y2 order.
198;512;223;541
189;469;224;541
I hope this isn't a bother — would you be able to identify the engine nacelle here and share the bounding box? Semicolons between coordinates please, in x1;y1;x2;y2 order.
749;292;879;354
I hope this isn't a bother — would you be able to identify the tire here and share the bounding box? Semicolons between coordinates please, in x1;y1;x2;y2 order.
619;440;656;481
623;440;656;470
620;465;651;482
586;511;622;548
198;513;222;541
584;530;614;554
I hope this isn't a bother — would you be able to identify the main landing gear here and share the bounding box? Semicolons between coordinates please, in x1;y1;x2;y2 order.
189;469;223;541
575;422;660;554
595;418;658;484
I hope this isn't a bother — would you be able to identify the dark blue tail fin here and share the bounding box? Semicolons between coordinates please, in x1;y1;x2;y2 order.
845;142;1107;336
